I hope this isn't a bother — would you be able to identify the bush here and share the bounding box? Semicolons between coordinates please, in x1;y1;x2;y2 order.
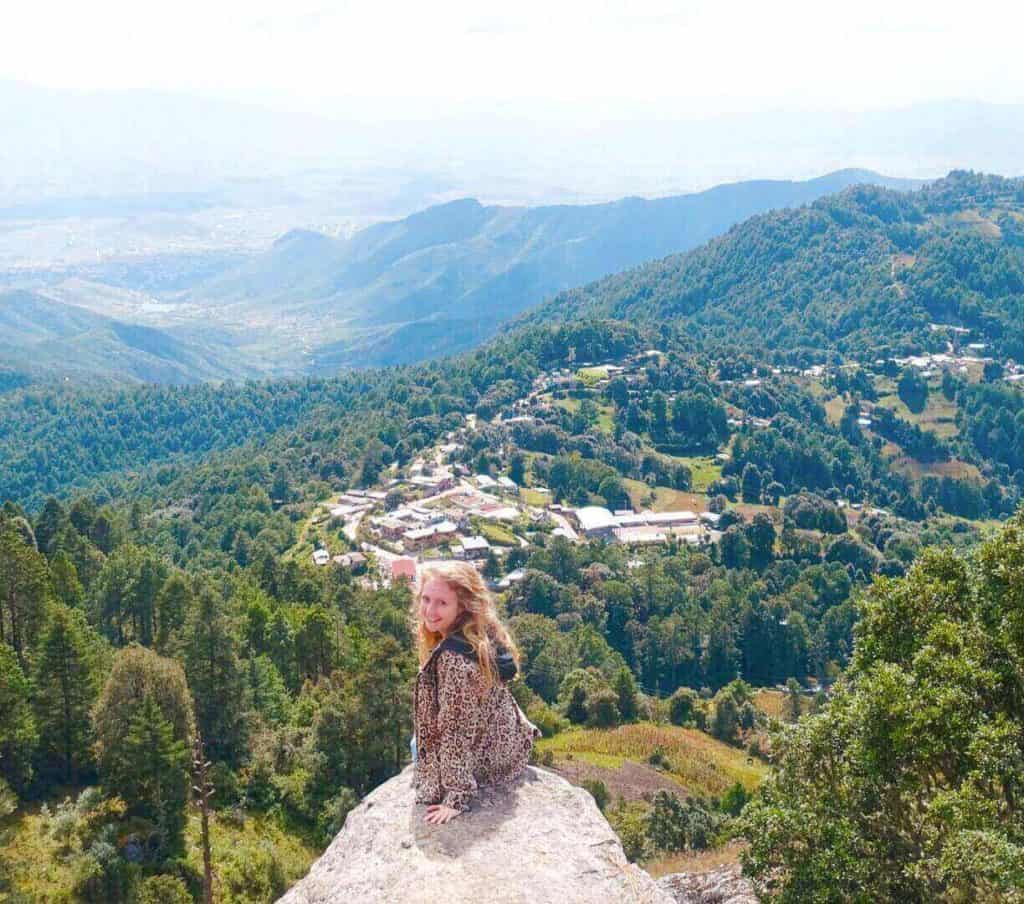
668;687;699;726
586;688;621;728
607;801;651;863
527;702;569;738
582;779;610;812
71;826;139;903
135;875;191;904
645;791;722;853
218;840;289;903
719;782;750;817
647;745;671;771
316;788;360;846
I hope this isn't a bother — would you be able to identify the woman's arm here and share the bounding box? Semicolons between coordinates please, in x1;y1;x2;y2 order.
435;651;485;812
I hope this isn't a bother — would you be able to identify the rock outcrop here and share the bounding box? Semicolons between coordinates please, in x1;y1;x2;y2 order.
657;864;759;904
277;764;675;904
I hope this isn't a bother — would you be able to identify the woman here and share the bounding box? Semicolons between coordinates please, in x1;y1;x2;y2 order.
411;560;541;825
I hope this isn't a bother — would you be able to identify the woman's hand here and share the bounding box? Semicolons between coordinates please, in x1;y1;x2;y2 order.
424;803;461;824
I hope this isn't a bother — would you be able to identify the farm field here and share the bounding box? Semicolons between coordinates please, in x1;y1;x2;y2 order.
536;723;766;799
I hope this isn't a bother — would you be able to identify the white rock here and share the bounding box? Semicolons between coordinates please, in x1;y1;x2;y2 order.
277;764;674;904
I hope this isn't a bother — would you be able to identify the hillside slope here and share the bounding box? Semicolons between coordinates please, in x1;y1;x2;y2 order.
195;169;918;368
0;289;266;384
519;170;1024;363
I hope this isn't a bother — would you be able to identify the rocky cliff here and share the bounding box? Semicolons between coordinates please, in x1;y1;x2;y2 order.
277;765;756;904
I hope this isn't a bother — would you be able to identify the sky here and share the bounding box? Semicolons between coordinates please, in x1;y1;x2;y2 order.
6;0;1024;122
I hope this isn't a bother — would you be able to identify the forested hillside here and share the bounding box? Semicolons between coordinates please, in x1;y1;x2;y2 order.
2;171;1023;901
523;170;1024;364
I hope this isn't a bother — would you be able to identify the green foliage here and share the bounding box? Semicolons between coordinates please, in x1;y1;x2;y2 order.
898;367;929;414
742;511;1024;902
33;604;106;783
93;646;194;811
645;790;721;852
183;586;250;767
668;687;699;727
135;875;192;904
118;694;190;856
582;779;609;812
607;800;651;862
0;641;37;792
0;522;49;668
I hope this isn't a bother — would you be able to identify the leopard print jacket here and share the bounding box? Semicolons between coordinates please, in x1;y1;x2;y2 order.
413;635;541;812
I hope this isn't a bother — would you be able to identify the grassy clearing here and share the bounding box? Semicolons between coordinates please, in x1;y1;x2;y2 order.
520;487;551;507
537;723;766;798
874;392;959;439
824;395;846;427
752;688;811;719
622;479;707;514
660;455;722;493
886;454;982;483
733;503;781;522
950;209;1002;238
576;366;610;385
477;521;519;546
553;397;614;433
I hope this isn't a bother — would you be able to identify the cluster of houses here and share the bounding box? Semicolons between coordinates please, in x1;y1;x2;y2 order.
567;505;721;547
892;349;990;376
310;431;539;586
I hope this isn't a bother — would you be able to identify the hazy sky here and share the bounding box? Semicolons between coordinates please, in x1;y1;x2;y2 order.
6;0;1024;121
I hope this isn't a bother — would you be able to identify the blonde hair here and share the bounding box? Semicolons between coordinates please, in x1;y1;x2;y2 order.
411;560;520;689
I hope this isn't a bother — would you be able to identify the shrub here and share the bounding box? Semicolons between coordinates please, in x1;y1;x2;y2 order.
135;875;191;904
317;788;360;846
527;702;569;738
647;745;671;770
668;688;699;726
582;779;610;812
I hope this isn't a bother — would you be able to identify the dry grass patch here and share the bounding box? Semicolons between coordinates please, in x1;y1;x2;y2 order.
645;840;747;879
887;455;982;483
622;479;707;514
752;688;811;719
824;395;847;426
537;723;766;799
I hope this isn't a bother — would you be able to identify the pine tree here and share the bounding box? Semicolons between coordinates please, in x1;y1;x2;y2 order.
183;587;249;766
34;498;69;556
612;666;639;722
0;642;37;792
33;605;104;783
155;573;191;654
0;524;49;668
120;695;189;856
93;645;194;794
49;551;84;609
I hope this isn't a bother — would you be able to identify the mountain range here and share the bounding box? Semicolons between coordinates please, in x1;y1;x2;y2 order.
0;168;918;383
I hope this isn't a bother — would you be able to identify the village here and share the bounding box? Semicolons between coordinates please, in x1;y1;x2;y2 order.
303;347;727;588
303;333;1022;589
